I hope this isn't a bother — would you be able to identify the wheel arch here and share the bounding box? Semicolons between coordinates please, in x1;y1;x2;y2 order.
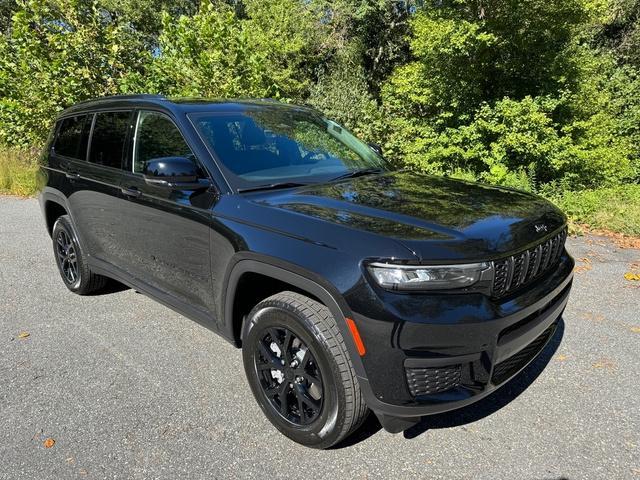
40;189;71;236
222;254;367;380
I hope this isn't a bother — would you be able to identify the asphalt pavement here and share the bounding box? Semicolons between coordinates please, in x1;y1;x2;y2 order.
1;196;639;479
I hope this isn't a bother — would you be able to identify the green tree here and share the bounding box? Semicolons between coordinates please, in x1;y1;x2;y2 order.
99;0;198;47
123;3;270;98
242;0;329;99
594;0;640;67
0;0;146;146
125;0;329;100
0;0;18;33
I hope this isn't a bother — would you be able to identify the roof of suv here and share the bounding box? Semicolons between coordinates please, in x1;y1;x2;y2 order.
59;94;311;118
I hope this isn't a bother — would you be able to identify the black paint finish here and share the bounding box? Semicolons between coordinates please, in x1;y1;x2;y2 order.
39;95;574;426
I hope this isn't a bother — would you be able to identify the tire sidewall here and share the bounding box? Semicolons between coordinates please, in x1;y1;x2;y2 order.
242;304;348;448
52;215;84;291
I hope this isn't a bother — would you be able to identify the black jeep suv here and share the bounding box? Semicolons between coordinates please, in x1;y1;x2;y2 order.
38;95;574;448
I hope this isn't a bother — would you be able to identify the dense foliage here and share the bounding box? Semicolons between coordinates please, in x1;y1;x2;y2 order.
1;0;640;195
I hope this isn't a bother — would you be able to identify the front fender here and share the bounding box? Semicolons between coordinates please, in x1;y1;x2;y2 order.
221;253;367;381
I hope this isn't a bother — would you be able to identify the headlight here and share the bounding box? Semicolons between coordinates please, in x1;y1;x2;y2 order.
367;262;490;291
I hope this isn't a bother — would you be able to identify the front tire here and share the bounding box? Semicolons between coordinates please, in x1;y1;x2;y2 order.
52;215;107;295
242;291;368;449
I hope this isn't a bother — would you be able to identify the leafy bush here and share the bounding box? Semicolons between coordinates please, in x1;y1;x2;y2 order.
380;2;637;191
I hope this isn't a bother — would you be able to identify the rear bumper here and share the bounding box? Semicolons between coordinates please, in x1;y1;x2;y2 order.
349;252;574;424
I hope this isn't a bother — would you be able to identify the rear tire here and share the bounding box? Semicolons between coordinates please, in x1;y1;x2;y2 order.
52;215;108;295
242;291;368;449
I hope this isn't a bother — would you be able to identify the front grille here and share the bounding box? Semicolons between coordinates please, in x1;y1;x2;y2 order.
492;228;567;298
406;364;461;396
491;323;556;385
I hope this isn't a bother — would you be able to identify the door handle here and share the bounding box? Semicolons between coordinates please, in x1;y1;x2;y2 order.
121;186;142;198
65;171;80;180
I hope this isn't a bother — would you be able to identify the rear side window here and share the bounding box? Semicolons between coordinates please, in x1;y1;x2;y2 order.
88;111;131;169
133;111;193;173
53;115;91;160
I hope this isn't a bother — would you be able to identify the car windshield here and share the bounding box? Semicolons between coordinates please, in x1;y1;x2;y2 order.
188;107;389;189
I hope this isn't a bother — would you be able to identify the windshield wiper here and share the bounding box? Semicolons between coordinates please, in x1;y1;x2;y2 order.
330;167;384;182
237;182;308;194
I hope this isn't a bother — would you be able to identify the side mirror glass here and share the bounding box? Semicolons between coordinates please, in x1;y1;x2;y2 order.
142;157;209;190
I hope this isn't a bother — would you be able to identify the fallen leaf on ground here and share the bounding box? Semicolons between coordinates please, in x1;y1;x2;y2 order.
574;264;592;273
580;312;605;322
43;438;55;448
582;227;640;249
630;326;640;333
17;332;30;339
592;358;617;371
556;354;568;361
624;272;640;281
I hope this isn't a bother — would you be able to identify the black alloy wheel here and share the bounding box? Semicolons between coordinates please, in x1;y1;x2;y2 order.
55;229;79;285
51;215;108;295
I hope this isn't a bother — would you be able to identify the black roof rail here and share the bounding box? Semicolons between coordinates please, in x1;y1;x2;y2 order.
69;94;167;107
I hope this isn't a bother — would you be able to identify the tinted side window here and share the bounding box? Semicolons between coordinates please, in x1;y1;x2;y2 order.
133;111;193;173
89;111;131;169
53;115;91;159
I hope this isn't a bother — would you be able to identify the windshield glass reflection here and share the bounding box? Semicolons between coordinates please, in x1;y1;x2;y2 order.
189;107;389;187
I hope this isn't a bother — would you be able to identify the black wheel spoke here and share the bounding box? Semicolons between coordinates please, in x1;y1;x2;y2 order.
267;327;281;346
297;385;320;411
282;330;293;363
264;382;281;396
301;372;322;389
300;349;311;369
258;340;283;369
296;393;306;424
278;385;290;416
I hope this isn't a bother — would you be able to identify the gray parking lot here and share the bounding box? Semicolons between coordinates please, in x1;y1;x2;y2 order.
1;196;639;479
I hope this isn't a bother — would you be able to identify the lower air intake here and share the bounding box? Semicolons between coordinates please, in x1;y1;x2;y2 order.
491;323;556;385
406;364;462;396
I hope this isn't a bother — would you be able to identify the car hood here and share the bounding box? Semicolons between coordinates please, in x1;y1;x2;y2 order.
249;171;566;261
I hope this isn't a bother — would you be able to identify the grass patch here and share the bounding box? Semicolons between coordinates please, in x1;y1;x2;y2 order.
549;185;640;237
0;147;39;196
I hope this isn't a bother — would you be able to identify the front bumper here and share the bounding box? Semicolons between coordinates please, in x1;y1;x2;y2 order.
347;252;574;426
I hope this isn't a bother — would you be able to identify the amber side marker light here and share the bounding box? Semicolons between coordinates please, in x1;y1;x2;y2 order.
346;317;366;356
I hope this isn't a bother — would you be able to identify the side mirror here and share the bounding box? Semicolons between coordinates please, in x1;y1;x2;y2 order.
143;157;210;190
368;142;383;156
